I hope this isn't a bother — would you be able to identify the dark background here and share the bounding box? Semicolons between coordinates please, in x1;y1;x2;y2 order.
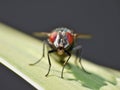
0;0;120;90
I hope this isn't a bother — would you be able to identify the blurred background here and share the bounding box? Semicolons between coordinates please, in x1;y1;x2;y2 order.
0;0;120;89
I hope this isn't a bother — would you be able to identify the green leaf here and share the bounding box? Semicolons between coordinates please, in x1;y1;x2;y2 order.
0;23;120;90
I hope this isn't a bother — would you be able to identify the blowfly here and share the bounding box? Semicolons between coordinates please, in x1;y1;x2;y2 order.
30;27;92;78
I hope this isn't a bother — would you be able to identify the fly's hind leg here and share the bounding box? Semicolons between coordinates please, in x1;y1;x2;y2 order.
74;45;82;67
29;40;46;66
73;45;89;73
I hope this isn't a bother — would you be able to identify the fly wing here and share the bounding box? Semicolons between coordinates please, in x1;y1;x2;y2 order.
74;33;92;39
33;32;50;37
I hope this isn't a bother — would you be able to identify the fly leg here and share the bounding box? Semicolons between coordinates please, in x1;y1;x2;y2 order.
29;40;46;65
73;45;89;73
61;51;71;78
74;38;79;67
74;45;82;67
45;49;56;77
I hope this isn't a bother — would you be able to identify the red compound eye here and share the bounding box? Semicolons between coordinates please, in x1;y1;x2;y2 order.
49;32;57;43
66;32;74;44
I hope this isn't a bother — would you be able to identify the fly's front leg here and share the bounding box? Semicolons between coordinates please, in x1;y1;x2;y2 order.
29;40;46;65
45;49;56;77
61;51;71;78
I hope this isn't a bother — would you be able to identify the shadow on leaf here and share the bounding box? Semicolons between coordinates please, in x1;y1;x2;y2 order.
65;63;114;90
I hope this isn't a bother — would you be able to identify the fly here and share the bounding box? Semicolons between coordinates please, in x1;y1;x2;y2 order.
29;27;92;78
